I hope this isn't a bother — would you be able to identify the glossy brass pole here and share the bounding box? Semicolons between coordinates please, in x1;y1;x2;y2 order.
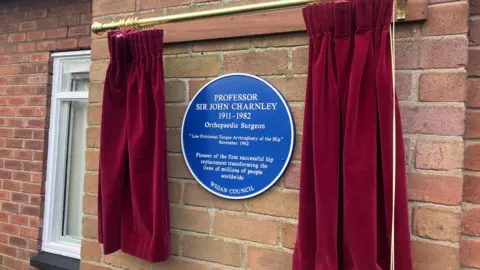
91;0;406;34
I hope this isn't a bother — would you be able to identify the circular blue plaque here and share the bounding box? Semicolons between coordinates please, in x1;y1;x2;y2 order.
181;73;295;199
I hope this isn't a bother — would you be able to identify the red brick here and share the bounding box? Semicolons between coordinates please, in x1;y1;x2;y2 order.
400;105;464;135
8;33;25;43
407;172;463;205
20;205;40;216
164;56;219;78
81;13;92;24
461;238;480;268
103;251;150;269
292;47;308;74
5;160;22;170
27;9;47;19
29;52;49;62
30;195;41;205
0;244;17;257
184;182;243;211
165;80;186;103
463;207;480;235
3;180;22;192
473;0;480;14
182;235;242;266
224;50;288;76
18;21;37;31
27;74;48;85
93;0;135;17
396;37;467;69
466;110;480;138
37;18;57;29
0;15;8;24
215;212;278;244
12;172;29;182
69;2;91;14
140;0;190;9
49;6;67;17
421;2;468;36
170;205;209;233
89;60;108;81
0;24;17;34
19;227;39;239
0;191;9;201
9;236;26;248
22;183;41;194
419;72;466;102
24;140;42;150
0;66;17;75
193;37;249;52
83;195;97;215
68;25;89;37
415;138;463;170
151;257;209;270
4;257;21;270
0;223;18;235
465;141;480;170
7;97;25;106
78;37;90;48
167;155;192;179
57;15;80;27
80;262;110;270
0;233;7;244
0;128;13;137
412;240;459;270
166;105;186;128
247;247;292;270
46;27;67;39
80;240;101;262
12;192;29;203
17;43;35;53
282;223;297;249
395;72;411;101
413;206;461;242
56;39;78;50
82;217;98;239
23;161;42;172
35;41;56;51
10;214;28;226
464;173;480;203
470;19;480;45
9;54;27;64
248;188;299;218
26;31;45;42
469;48;480;76
168;181;181;203
0;169;12;179
5;139;22;149
281;162;300;189
468;79;480;108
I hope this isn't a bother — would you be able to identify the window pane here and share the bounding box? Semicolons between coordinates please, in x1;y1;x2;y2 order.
61;99;87;239
71;74;89;92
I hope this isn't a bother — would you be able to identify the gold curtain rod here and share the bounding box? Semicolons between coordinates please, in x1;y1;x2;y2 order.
91;0;406;34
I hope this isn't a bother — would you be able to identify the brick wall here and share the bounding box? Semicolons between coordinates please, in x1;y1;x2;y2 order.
84;1;470;270
461;0;480;268
0;0;91;269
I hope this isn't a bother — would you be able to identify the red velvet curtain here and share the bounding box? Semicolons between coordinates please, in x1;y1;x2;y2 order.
98;29;170;262
293;0;412;269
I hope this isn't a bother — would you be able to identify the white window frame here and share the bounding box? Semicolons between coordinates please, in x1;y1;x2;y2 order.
42;50;91;259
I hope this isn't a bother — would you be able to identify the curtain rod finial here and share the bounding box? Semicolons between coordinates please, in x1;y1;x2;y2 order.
92;22;104;34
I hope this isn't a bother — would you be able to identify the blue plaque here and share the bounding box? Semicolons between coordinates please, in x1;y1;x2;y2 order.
181;73;295;199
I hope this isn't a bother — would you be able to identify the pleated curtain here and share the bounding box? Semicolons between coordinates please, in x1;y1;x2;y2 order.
293;0;413;269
